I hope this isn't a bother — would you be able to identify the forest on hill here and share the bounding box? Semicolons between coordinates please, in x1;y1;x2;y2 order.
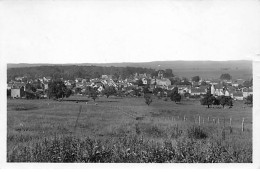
7;65;156;81
7;60;252;81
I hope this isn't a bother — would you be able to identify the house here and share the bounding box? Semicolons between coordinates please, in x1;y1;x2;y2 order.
142;78;148;85
7;83;13;90
172;85;191;94
75;78;83;83
15;76;24;81
43;76;52;82
242;88;253;98
189;87;207;96
214;83;225;96
232;79;244;87
210;79;221;85
167;85;175;90
11;86;25;98
151;78;171;87
233;92;243;100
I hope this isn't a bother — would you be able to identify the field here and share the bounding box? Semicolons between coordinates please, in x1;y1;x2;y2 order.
7;95;252;162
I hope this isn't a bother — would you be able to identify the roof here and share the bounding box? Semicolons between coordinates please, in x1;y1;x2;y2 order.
215;83;224;89
233;92;243;97
243;88;253;92
233;79;244;85
190;88;206;93
12;83;26;89
168;85;175;89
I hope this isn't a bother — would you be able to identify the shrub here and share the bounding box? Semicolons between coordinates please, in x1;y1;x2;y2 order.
187;126;207;139
144;93;152;106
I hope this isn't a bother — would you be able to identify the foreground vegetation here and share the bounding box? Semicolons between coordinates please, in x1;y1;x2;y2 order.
7;96;252;162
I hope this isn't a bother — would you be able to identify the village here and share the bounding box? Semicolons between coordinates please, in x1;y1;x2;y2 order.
7;69;253;102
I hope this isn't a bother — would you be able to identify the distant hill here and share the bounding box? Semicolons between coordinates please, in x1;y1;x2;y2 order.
7;60;252;80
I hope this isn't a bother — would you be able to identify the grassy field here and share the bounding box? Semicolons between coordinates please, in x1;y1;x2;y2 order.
7;95;252;162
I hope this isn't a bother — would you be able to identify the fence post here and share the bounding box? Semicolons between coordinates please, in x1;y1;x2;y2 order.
203;118;205;124
242;118;245;132
229;117;233;134
199;116;201;126
222;117;226;140
217;118;220;125
208;116;210;122
184;116;185;121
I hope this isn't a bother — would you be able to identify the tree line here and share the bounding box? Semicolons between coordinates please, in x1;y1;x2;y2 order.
7;65;156;81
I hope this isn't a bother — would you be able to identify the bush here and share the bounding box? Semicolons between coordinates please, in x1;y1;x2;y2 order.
144;94;152;106
187;126;207;139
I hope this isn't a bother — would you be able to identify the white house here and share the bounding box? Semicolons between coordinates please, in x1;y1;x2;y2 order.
233;92;243;100
142;78;148;85
242;88;253;98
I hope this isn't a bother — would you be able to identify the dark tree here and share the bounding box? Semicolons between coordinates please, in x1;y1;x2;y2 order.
219;96;233;108
75;87;82;94
169;77;181;85
220;73;232;80
200;94;216;108
144;93;153;106
153;87;163;95
243;80;252;88
89;87;98;101
170;87;181;103
143;86;151;94
165;69;174;78
245;94;253;105
103;86;117;98
7;89;11;97
192;76;200;82
48;80;71;100
200;81;208;86
136;79;144;86
132;88;142;97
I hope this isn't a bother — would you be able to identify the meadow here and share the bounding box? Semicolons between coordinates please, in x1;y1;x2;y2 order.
7;95;252;162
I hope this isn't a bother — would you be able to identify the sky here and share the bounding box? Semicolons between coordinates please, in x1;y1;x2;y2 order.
1;0;260;64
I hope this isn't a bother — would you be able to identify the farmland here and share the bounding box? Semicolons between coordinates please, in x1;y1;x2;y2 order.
7;95;252;162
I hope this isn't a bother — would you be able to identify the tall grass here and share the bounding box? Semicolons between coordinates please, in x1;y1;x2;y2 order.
7;126;252;163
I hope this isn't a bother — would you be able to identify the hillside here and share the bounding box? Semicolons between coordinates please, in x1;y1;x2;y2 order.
7;60;252;80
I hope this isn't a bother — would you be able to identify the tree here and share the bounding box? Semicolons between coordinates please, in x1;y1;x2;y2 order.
90;87;98;101
220;73;232;80
143;86;151;94
48;80;71;100
103;86;117;98
200;81;208;86
170;87;181;103
192;76;200;82
144;93;153;106
219;96;233;108
200;94;216;108
169;77;181;85
165;69;174;78
153;87;163;95
243;80;252;88
136;79;144;86
132;88;142;97
245;94;253;105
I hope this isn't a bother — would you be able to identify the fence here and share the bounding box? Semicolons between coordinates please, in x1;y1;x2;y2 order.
154;114;251;134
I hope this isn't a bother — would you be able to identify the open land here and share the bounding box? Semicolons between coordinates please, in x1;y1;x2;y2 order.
7;95;252;162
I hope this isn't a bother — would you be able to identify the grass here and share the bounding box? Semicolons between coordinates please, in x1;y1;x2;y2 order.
7;95;252;162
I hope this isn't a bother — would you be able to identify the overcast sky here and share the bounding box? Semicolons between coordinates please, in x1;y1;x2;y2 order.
1;0;260;64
